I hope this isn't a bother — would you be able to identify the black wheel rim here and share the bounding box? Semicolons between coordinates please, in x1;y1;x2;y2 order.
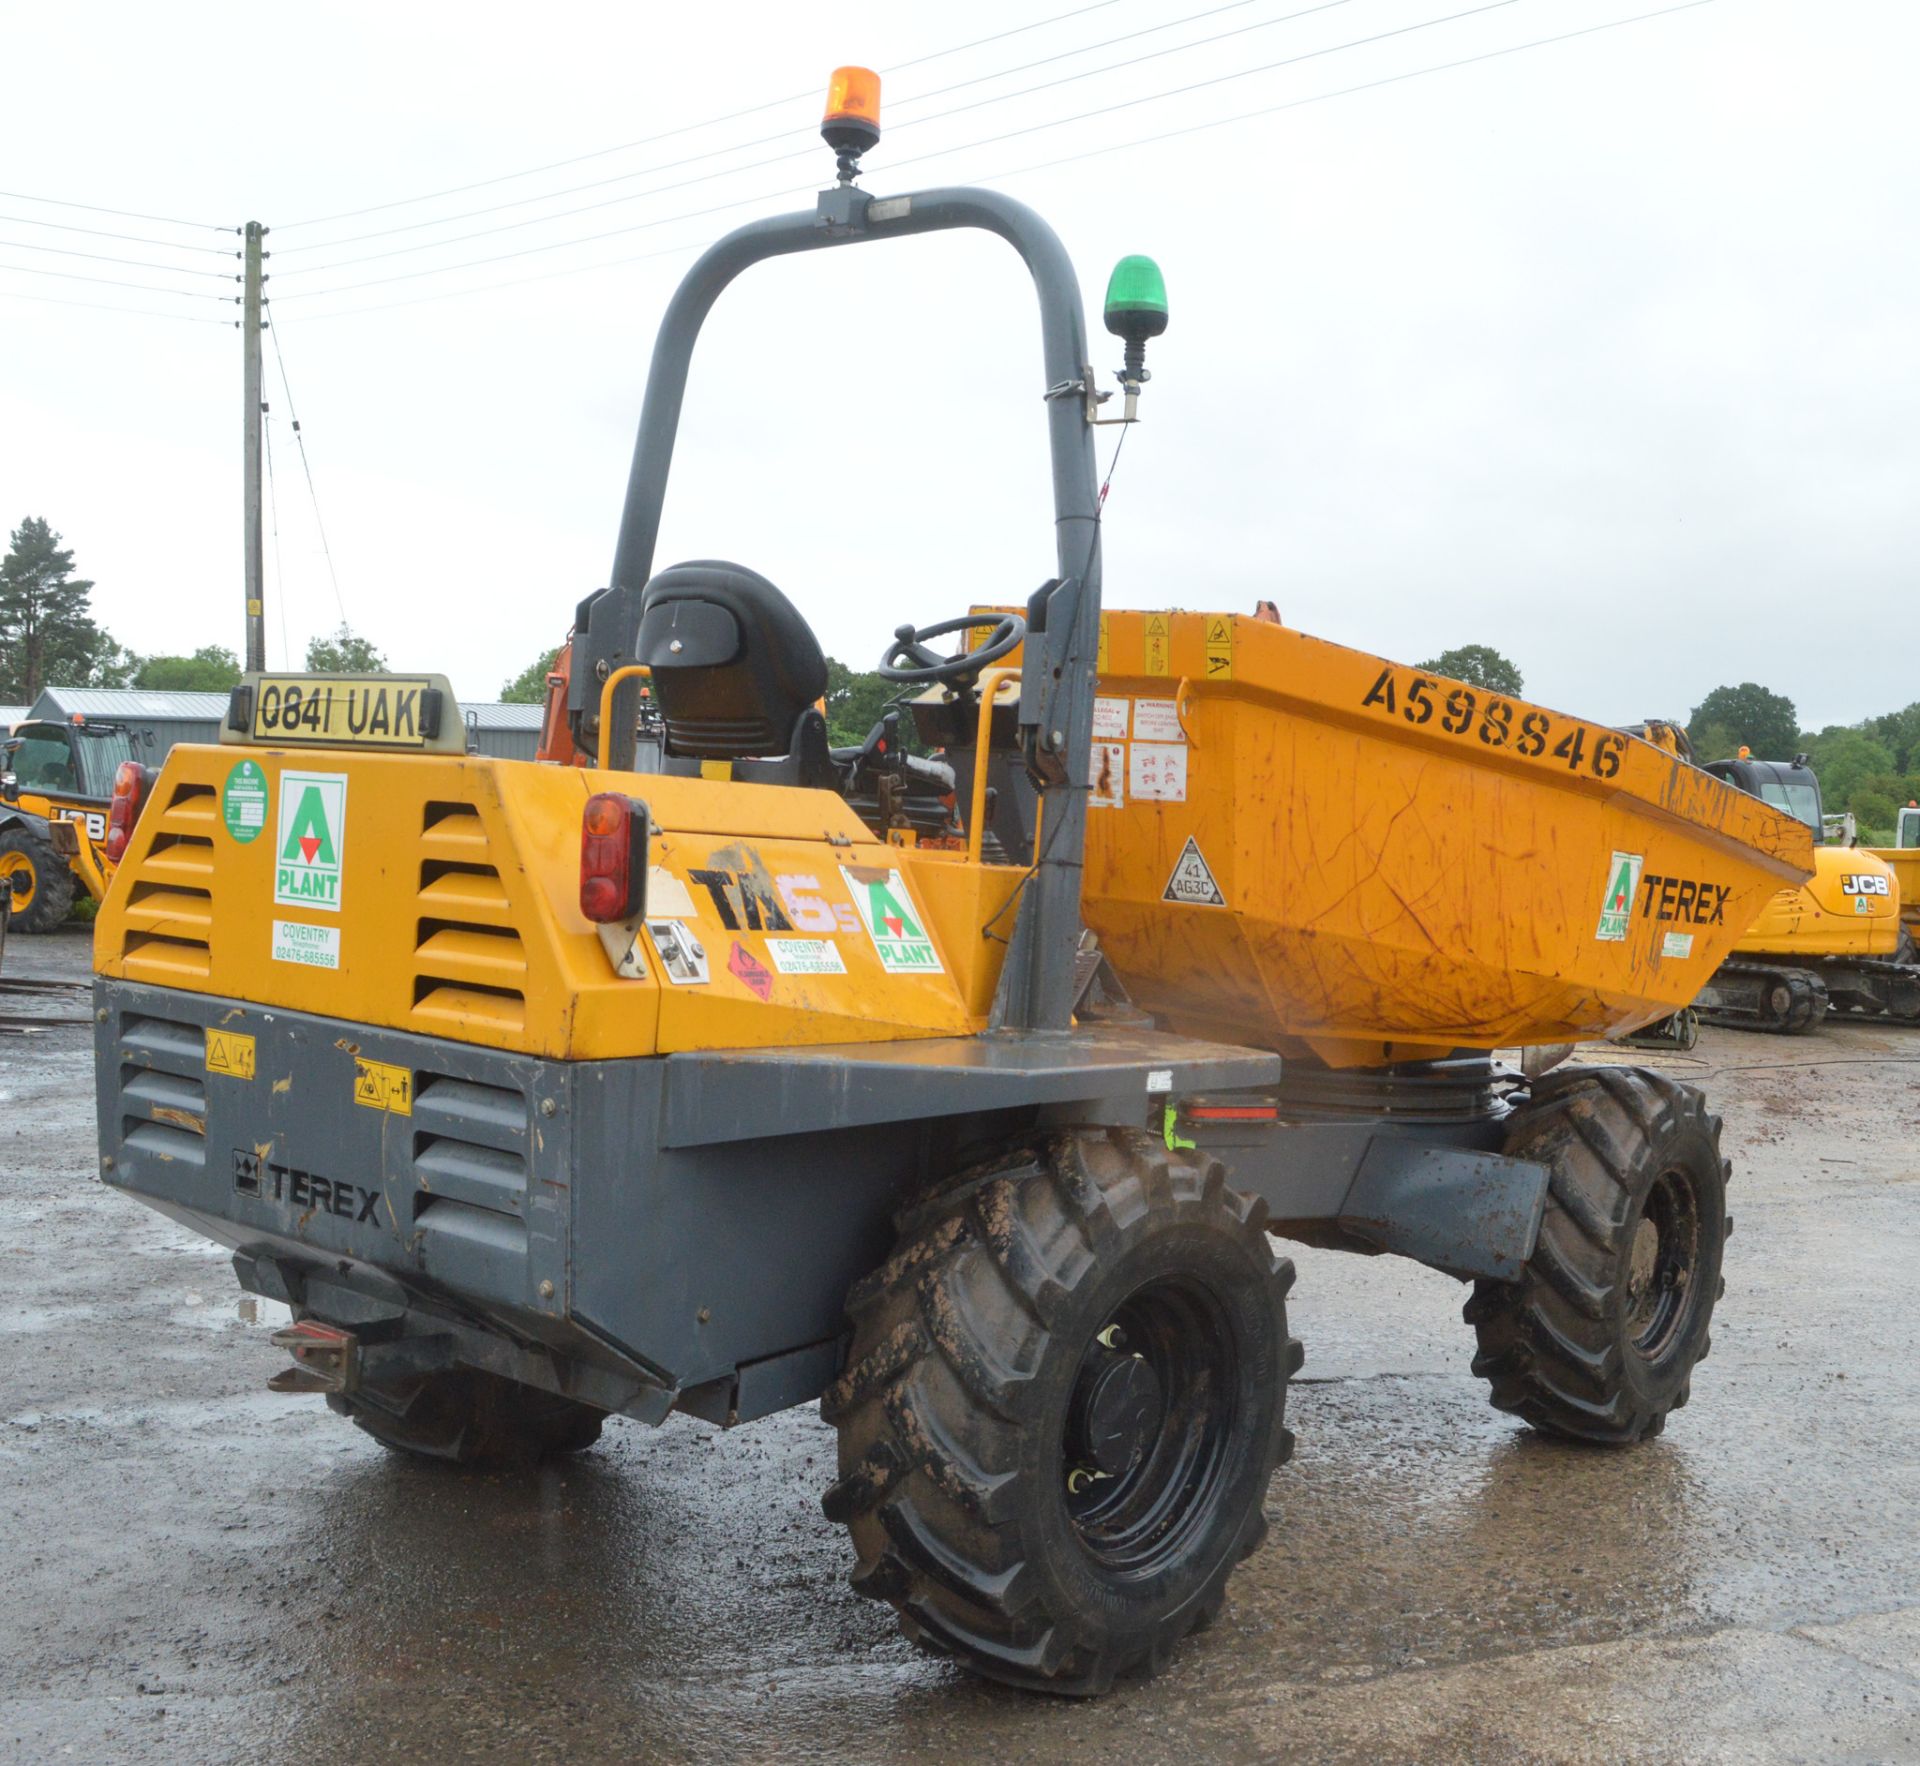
1623;1167;1702;1364
1061;1275;1240;1577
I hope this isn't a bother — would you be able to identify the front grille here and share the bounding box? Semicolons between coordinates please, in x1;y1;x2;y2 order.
411;1071;529;1276
118;1009;208;1166
119;782;217;982
411;802;527;1036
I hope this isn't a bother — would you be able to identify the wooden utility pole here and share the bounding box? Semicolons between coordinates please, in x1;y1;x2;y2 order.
241;220;266;673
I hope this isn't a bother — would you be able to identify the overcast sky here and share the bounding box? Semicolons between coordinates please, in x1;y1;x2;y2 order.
2;0;1912;729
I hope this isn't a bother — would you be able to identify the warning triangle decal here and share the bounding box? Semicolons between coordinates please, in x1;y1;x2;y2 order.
1162;836;1226;906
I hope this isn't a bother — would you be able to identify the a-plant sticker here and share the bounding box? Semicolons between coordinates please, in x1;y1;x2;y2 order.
222;758;268;844
1594;850;1643;942
274;771;347;912
840;866;943;974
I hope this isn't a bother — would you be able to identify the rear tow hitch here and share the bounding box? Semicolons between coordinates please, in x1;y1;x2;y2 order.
269;1319;360;1396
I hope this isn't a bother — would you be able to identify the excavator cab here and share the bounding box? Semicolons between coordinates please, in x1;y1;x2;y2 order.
1702;754;1824;840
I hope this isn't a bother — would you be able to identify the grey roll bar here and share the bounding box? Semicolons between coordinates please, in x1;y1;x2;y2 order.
582;182;1110;1034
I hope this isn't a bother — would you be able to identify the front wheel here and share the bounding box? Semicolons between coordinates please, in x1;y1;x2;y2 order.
0;828;76;933
1466;1067;1728;1444
822;1129;1301;1695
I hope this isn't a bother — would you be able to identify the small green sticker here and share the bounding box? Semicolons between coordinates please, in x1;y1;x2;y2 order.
223;758;269;844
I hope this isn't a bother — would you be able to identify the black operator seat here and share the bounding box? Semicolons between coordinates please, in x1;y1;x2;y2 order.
634;559;838;788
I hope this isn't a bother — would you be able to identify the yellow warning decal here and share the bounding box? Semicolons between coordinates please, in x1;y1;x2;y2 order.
1144;613;1171;676
353;1057;413;1115
1204;615;1233;682
204;1027;256;1081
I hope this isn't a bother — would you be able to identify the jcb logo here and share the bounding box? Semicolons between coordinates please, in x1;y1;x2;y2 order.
1840;874;1890;897
65;810;106;842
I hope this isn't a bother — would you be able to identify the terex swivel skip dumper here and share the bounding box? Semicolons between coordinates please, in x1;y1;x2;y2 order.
94;74;1812;1693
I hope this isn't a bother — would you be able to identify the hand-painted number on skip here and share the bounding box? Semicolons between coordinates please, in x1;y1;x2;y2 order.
1360;667;1623;781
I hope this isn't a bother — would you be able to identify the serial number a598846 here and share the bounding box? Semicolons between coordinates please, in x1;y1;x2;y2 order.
1358;667;1624;780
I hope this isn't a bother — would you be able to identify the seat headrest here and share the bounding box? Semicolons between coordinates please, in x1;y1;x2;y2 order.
636;560;828;760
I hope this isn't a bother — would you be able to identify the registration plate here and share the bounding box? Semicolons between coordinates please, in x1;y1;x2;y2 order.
231;674;454;751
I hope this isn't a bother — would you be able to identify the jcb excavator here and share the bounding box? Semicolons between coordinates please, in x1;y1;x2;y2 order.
90;70;1813;1693
1690;754;1916;1032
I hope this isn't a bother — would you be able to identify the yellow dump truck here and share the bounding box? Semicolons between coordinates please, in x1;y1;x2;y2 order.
90;80;1812;1695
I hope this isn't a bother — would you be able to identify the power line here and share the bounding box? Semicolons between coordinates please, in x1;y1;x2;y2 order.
277;0;1520;305
275;0;1130;230
277;0;1340;263
0;211;234;254
276;0;1365;276
0;286;231;325
974;0;1724;186
0;260;235;300
288;0;1723;327
266;316;348;626
0;188;227;232
0;236;236;278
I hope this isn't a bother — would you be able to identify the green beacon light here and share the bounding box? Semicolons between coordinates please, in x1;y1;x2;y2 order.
1101;254;1168;422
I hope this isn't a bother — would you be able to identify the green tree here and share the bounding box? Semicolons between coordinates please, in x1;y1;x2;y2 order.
0;517;106;701
1804;727;1896;814
1686;683;1799;761
88;640;142;688
1864;702;1920;775
306;625;387;672
135;646;242;691
500;645;562;704
824;657;911;748
1416;644;1524;697
1688;720;1741;765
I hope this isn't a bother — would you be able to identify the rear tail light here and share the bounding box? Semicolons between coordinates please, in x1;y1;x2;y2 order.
105;761;156;864
580;792;649;923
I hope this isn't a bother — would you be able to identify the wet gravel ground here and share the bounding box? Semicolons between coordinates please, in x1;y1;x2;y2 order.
4;925;1920;1763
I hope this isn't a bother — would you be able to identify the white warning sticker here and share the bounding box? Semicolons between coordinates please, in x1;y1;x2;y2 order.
1163;836;1226;906
1092;697;1131;741
1090;741;1127;808
1661;931;1695;960
1129;743;1187;802
1132;698;1184;742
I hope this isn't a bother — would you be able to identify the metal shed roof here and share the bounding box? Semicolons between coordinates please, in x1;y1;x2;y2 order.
0;705;29;730
460;701;545;730
27;685;232;723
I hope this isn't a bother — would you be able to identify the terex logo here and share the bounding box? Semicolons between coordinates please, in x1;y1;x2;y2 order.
1637;874;1731;925
234;1150;381;1223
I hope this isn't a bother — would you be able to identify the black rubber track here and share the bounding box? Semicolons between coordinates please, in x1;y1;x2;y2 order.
0;827;76;933
821;1128;1301;1695
328;1368;605;1465
1695;960;1828;1034
1465;1066;1729;1445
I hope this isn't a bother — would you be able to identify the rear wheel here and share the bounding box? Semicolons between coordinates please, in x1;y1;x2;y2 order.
0;828;75;933
1465;1067;1728;1444
822;1128;1300;1695
328;1368;605;1465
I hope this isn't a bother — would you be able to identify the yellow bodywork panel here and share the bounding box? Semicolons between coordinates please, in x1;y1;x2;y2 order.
1864;847;1919;938
1735;847;1902;960
94;746;1023;1061
12;786;111;903
1081;612;1814;1066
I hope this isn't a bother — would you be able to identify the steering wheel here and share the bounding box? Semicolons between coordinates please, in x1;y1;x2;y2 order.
878;612;1027;685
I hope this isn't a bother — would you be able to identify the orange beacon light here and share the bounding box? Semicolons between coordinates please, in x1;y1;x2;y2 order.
822;66;881;168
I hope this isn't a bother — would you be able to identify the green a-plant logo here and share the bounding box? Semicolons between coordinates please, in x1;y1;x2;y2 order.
1593;849;1643;943
840;866;943;974
274;771;348;912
